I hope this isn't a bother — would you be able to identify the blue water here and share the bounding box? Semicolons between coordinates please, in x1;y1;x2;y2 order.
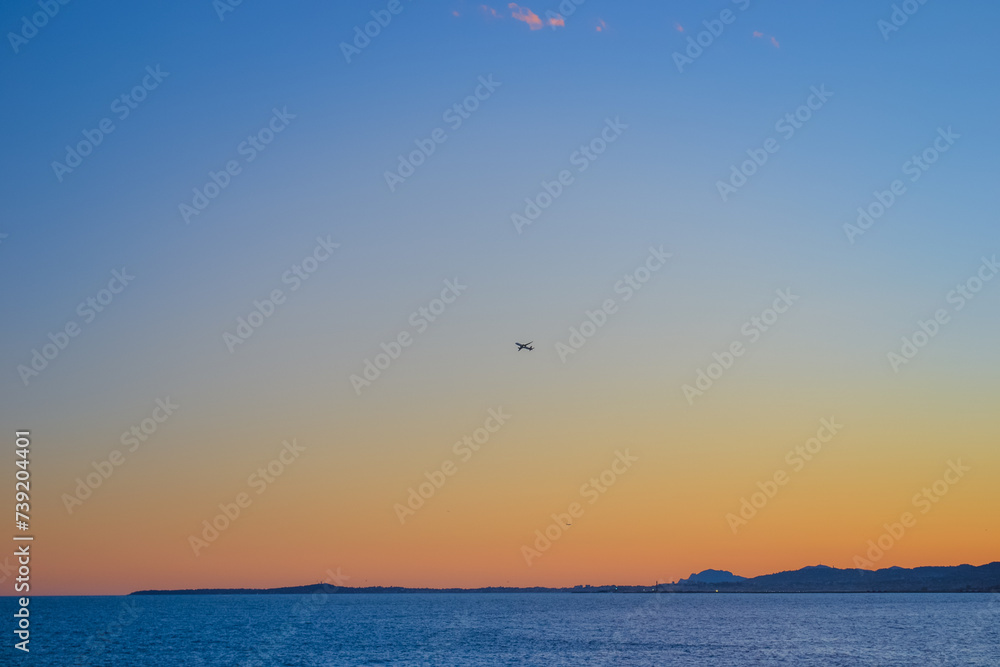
11;593;999;665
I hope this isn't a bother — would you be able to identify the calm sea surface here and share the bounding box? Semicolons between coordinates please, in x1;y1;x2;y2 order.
13;593;999;666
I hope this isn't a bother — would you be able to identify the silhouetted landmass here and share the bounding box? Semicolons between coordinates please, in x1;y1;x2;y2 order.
131;562;1000;595
667;563;1000;593
677;569;747;585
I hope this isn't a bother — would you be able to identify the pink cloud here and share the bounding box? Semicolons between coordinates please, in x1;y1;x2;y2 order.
481;5;501;19
752;30;780;48
509;3;543;30
506;4;563;30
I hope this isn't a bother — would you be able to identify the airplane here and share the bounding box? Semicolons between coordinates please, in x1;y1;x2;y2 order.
515;341;534;351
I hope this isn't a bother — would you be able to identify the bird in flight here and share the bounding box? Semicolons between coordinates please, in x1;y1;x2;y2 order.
515;341;534;351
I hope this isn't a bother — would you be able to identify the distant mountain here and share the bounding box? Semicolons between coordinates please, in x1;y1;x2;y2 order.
677;569;747;585
131;562;1000;595
711;562;1000;593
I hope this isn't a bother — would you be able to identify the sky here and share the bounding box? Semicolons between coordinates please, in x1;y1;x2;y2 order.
0;0;998;595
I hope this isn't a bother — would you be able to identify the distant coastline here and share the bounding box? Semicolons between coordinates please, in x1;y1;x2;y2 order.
131;562;1000;595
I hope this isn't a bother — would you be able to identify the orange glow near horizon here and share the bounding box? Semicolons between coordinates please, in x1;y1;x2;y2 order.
36;383;1000;594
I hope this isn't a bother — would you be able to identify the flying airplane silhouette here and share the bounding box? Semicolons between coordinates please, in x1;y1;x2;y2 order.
515;341;534;351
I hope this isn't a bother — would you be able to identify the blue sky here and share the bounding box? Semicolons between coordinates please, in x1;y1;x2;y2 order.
3;0;998;450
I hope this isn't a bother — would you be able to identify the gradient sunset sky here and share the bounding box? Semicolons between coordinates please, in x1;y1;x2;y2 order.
1;0;998;595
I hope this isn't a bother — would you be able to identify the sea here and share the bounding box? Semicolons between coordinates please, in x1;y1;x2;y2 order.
12;592;999;666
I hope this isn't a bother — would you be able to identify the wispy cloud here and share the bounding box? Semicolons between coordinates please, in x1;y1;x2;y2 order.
506;3;564;30
753;30;781;48
481;4;501;19
509;3;543;29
